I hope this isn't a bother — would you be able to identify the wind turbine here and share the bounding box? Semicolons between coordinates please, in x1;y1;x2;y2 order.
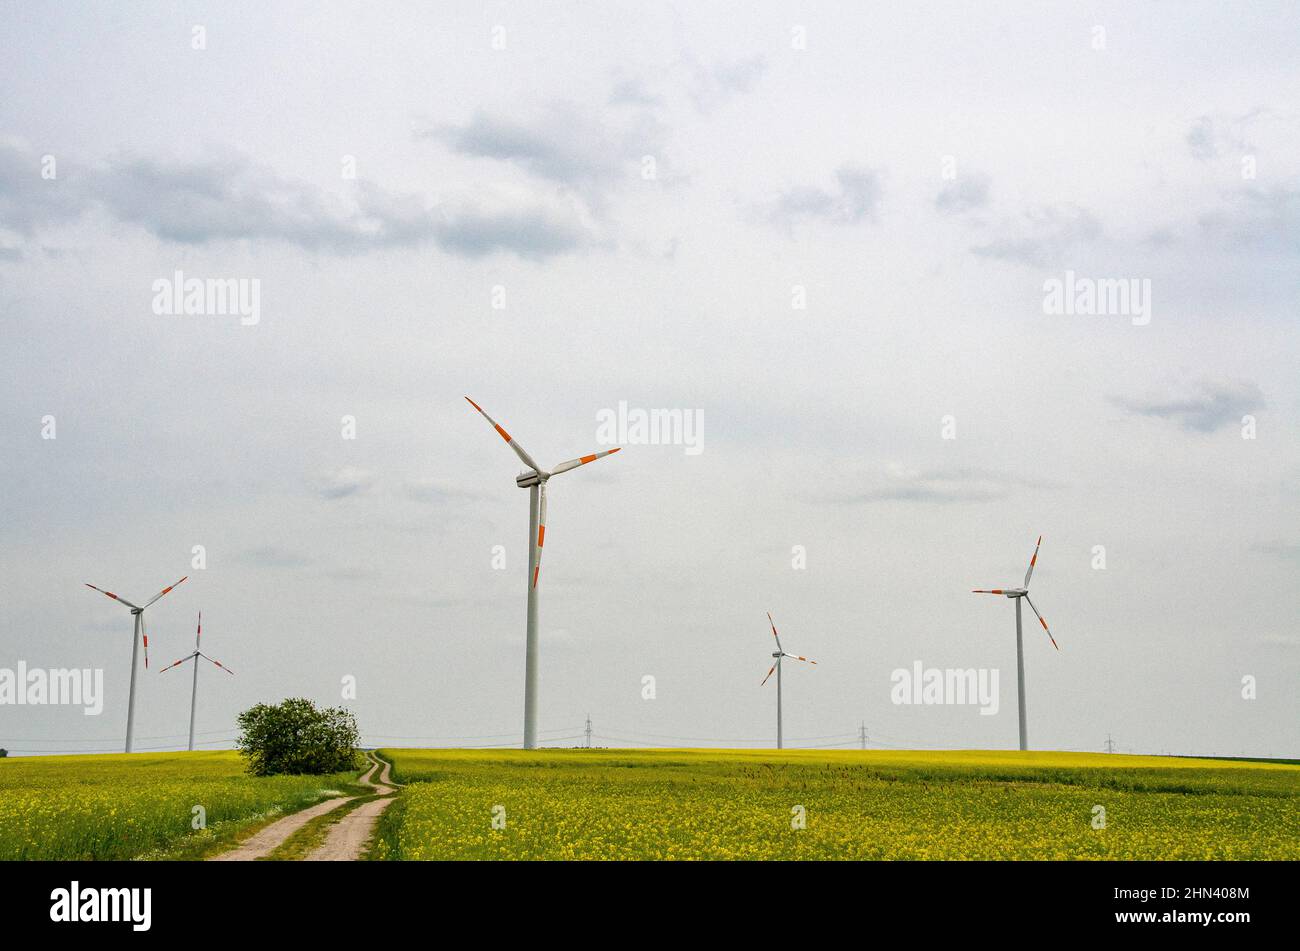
972;535;1059;751
84;575;187;752
465;397;621;750
159;611;234;752
760;612;816;749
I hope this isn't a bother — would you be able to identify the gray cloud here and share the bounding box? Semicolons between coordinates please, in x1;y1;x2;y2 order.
1251;542;1300;561
970;205;1102;267
402;479;493;504
608;78;662;108
434;204;594;259
0;143;85;240
237;546;312;569
317;467;376;500
688;55;767;113
0;143;592;260
1186;117;1225;161
93;154;419;251
427;101;666;206
766;165;882;231
1197;185;1300;255
935;173;991;214
1111;379;1263;432
1185;111;1268;162
814;466;1053;505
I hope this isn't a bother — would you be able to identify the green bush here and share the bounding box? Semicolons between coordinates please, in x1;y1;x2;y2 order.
236;698;361;776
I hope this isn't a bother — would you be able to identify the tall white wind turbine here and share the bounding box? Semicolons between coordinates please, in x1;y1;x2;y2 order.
465;397;621;750
159;611;234;752
84;575;188;752
760;612;816;749
972;535;1060;751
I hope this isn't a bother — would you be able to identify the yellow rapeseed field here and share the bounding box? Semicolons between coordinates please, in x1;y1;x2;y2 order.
374;748;1300;860
0;751;358;860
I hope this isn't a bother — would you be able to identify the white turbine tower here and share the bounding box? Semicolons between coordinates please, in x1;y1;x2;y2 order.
84;575;188;752
972;535;1060;751
159;611;234;752
760;612;816;749
465;397;621;750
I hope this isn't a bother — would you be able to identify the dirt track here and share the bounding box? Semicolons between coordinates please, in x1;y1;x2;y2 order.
304;752;397;861
209;751;398;862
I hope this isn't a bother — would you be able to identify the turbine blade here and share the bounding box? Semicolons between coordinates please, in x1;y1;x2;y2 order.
766;612;783;652
1024;535;1042;587
84;584;139;610
532;482;547;590
142;576;188;608
195;610;202;649
199;652;235;675
971;589;1006;595
464;397;542;473
139;613;150;669
760;663;777;686
1024;595;1059;651
784;653;817;665
159;653;197;673
549;447;621;476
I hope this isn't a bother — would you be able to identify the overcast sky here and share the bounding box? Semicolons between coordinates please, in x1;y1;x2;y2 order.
1;2;1296;758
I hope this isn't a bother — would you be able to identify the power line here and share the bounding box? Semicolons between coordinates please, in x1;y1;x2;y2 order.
598;725;858;744
0;728;236;744
362;726;581;741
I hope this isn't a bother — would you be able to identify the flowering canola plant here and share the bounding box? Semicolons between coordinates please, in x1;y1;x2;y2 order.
374;748;1300;861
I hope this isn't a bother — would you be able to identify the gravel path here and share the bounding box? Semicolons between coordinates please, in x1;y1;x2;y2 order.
303;752;397;861
209;753;396;861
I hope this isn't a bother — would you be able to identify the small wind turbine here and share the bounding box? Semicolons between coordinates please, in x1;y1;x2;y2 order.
85;576;187;753
465;397;621;750
760;612;816;749
973;535;1059;751
159;611;234;752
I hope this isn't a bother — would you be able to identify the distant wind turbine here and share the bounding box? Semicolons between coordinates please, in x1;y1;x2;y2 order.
465;397;621;750
761;612;816;749
159;611;234;752
84;575;188;752
973;535;1060;751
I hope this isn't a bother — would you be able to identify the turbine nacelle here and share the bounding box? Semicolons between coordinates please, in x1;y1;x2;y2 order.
516;470;545;488
972;536;1059;651
971;587;1026;598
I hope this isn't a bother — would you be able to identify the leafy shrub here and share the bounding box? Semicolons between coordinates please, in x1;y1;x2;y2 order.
236;698;361;776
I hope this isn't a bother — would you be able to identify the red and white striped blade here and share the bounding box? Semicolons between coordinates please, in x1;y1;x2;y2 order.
532;482;547;589
159;652;196;673
760;663;777;686
784;653;816;665
195;611;202;649
142;575;188;608
84;583;139;610
766;612;783;652
971;589;1006;595
1024;595;1059;650
549;447;621;476
1024;535;1042;587
139;614;150;669
200;652;235;675
465;397;543;473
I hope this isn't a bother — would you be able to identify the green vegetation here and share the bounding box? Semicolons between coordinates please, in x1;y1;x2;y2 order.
374;748;1300;860
237;697;362;776
0;751;360;860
